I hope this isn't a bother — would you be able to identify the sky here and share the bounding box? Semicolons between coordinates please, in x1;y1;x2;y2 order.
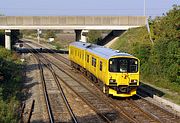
0;0;179;17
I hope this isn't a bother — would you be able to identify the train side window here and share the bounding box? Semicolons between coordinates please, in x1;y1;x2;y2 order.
92;57;96;67
92;57;94;66
100;61;102;71
87;55;89;63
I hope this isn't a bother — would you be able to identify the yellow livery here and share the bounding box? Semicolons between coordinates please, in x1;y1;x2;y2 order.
69;42;140;97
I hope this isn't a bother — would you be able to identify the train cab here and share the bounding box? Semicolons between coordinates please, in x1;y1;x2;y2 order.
105;56;140;97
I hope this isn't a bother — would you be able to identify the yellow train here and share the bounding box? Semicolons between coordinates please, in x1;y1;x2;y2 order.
69;42;140;97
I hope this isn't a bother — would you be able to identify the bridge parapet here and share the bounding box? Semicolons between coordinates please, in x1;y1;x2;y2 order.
0;16;146;27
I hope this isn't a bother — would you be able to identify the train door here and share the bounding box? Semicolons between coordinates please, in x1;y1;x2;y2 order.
91;56;97;75
82;50;85;68
103;61;108;84
98;60;103;79
86;53;90;71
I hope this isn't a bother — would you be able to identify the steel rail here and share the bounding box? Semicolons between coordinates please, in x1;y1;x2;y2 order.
44;57;78;123
26;44;78;123
35;53;54;123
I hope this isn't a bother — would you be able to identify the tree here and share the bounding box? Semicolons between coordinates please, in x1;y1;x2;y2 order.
148;5;180;84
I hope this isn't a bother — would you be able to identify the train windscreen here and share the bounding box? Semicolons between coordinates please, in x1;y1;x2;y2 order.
109;58;138;73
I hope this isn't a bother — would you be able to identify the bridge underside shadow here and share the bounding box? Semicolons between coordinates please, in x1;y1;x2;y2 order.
16;48;69;54
98;30;125;46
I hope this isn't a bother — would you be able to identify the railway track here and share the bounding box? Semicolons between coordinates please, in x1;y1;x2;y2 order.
38;57;54;123
26;45;78;123
130;95;180;123
23;41;180;123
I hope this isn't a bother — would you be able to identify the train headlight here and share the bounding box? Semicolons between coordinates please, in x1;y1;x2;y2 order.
131;80;138;83
109;79;116;83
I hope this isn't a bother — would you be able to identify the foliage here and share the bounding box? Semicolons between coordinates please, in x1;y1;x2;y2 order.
148;5;180;84
49;41;63;50
87;30;102;44
0;47;22;122
20;30;37;38
111;5;180;95
44;30;56;39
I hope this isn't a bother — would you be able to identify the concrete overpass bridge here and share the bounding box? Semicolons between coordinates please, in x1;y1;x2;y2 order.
0;16;146;49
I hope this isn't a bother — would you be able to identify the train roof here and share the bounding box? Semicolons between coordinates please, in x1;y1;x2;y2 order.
70;41;133;59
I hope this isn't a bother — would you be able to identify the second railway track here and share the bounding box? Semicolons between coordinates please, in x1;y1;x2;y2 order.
27;45;78;123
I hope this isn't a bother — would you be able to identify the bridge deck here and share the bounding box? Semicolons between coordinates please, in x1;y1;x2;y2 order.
0;16;146;30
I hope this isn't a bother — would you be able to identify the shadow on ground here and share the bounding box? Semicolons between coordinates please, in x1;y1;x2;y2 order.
137;82;165;98
16;48;68;54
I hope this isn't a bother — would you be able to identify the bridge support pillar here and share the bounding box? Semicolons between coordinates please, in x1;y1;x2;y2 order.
75;30;88;42
81;30;88;42
75;30;82;41
5;30;11;50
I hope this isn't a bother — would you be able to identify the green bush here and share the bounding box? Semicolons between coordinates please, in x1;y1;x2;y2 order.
87;30;102;44
132;42;152;64
0;48;22;122
111;5;180;93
